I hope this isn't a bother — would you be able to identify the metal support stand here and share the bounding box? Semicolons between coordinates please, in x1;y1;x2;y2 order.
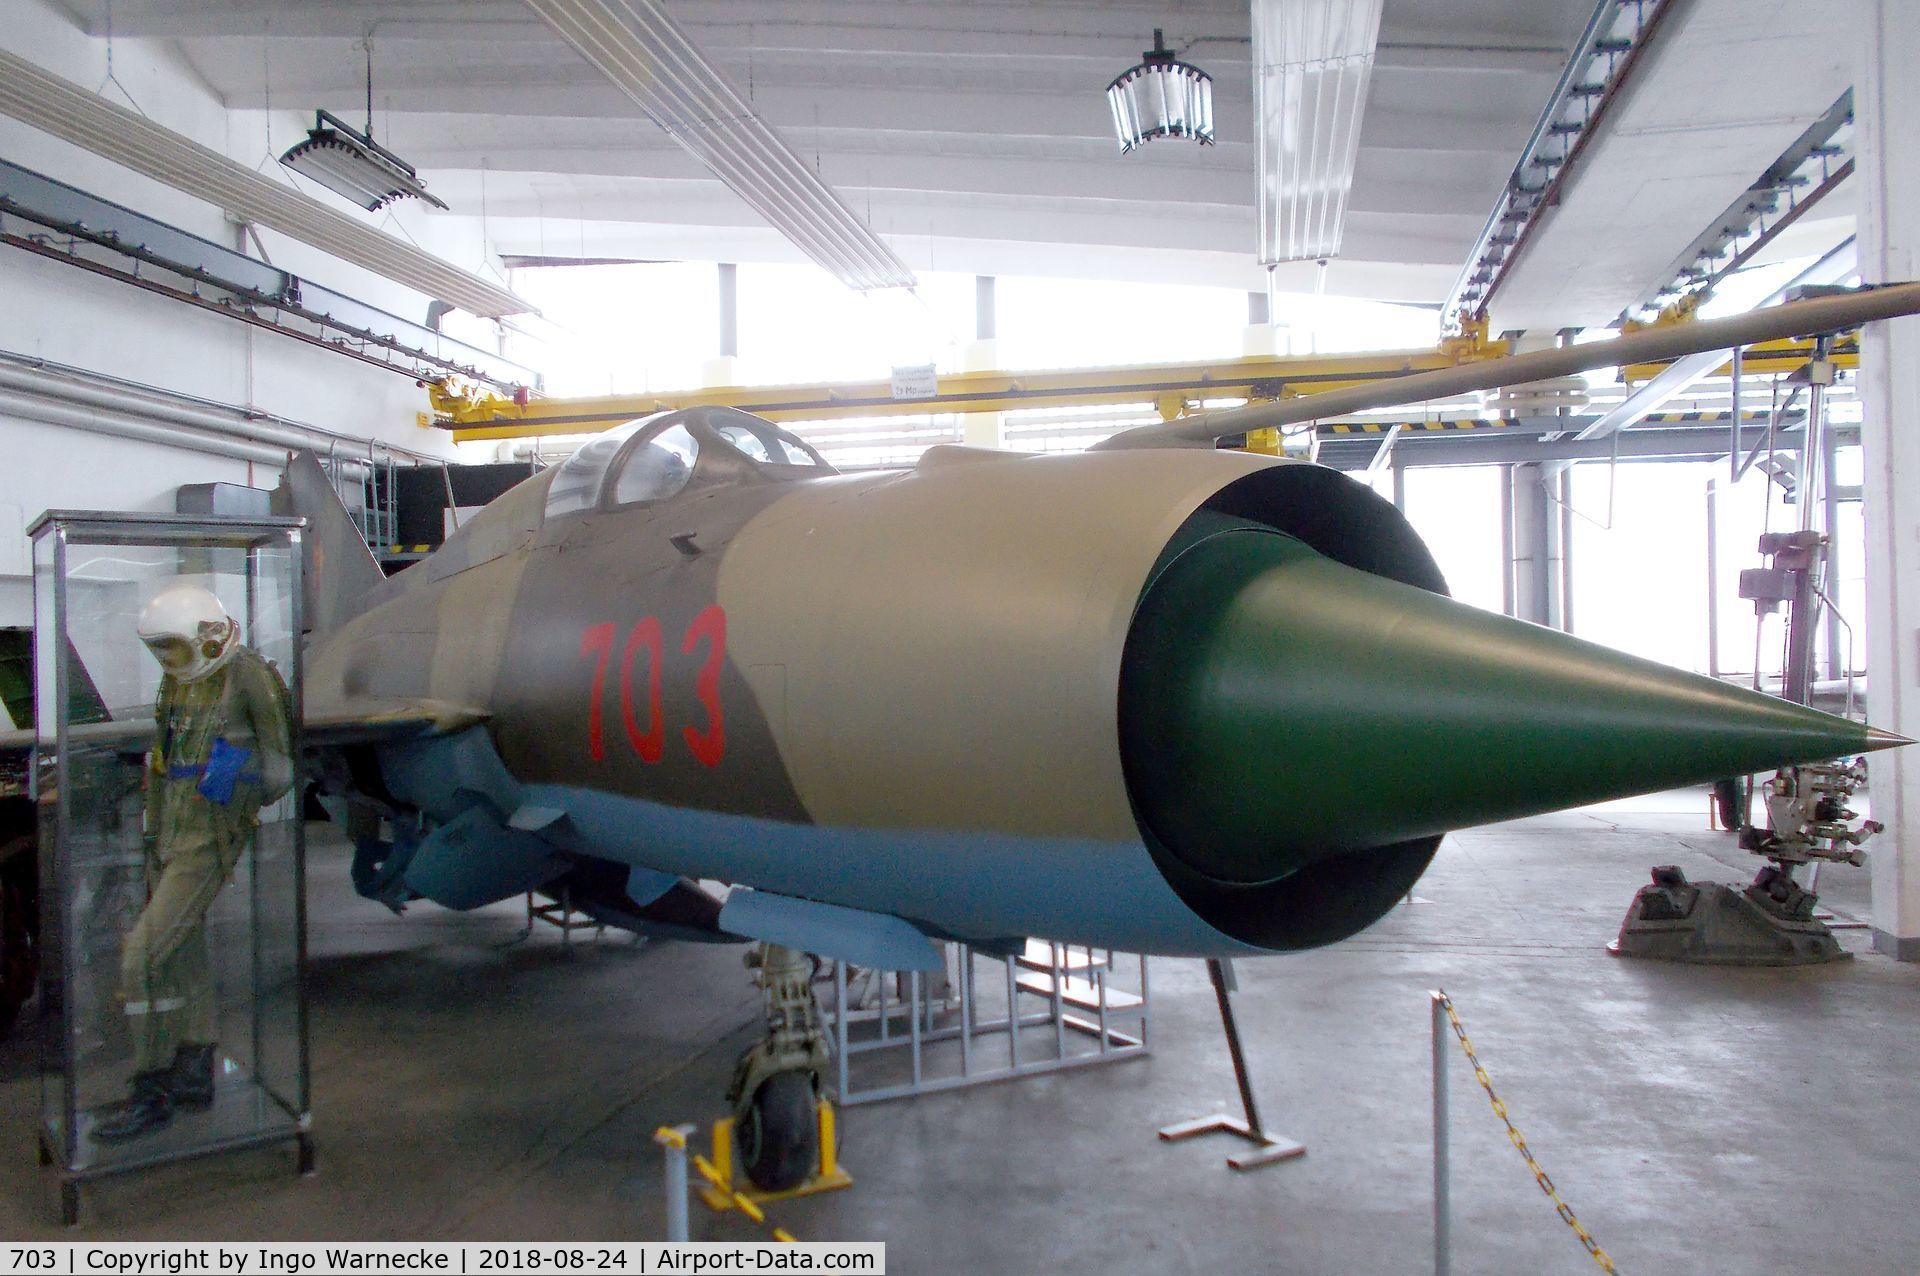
1158;960;1304;1171
1431;992;1451;1276
824;941;1147;1106
526;884;603;954
654;1123;695;1242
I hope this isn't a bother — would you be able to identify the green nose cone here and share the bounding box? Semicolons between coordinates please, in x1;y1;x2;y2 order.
1120;525;1905;886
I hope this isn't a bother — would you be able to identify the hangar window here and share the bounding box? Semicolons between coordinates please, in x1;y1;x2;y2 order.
612;424;701;506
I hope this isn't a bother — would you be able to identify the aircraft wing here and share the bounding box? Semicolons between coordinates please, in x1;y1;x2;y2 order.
0;719;152;752
0;697;487;754
303;696;489;746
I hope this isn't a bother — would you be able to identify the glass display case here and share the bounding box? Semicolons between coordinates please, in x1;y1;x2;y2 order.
29;511;310;1225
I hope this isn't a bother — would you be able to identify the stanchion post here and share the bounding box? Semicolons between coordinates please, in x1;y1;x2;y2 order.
655;1124;696;1242
1431;991;1450;1276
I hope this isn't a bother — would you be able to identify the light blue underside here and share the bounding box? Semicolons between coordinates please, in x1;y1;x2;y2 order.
522;783;1261;958
373;727;1259;957
719;888;946;971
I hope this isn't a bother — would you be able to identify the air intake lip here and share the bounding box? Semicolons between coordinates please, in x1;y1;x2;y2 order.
1118;463;1446;951
1117;462;1893;952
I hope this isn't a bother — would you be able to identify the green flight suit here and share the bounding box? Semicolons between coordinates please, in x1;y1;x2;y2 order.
121;646;291;1074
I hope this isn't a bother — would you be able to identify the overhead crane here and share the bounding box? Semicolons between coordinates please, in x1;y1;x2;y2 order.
428;323;1509;444
425;314;1859;456
1619;335;1858;384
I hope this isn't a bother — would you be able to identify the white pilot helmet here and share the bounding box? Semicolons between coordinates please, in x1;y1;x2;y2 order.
137;585;238;683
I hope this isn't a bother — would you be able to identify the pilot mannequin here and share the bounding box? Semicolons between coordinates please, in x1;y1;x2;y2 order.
94;585;292;1142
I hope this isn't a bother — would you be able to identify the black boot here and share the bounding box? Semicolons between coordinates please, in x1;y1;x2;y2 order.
92;1071;175;1143
167;1043;216;1110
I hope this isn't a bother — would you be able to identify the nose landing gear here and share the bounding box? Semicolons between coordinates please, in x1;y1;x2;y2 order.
727;942;831;1191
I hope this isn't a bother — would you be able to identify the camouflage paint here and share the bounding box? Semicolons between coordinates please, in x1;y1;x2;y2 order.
298;408;1899;959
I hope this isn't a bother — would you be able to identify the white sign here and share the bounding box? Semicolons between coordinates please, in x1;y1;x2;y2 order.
889;364;938;401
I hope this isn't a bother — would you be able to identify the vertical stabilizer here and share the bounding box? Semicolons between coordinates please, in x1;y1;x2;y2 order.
274;451;385;634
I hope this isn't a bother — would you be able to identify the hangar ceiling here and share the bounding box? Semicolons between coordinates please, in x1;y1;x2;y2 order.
1483;0;1857;334
51;0;1597;302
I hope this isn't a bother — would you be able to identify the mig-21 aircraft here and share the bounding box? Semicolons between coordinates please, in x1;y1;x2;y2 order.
10;283;1917;1188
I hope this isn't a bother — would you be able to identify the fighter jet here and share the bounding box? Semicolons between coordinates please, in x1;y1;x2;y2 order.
11;283;1917;1188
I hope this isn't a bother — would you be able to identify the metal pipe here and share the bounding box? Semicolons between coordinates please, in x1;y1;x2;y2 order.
440;464;462;532
1208;959;1265;1137
6;393;376;479
655;1126;693;1242
1822;416;1843;681
834;961;851;1102
1095;954;1111;1055
1729;345;1743;483
1500;465;1517;618
958;948;973;1079
1432;991;1451;1276
1005;955;1020;1069
1099;282;1920;449
909;969;924;1088
1706;480;1721;677
5;394;296;469
1559;464;1575;632
1815;584;1859;713
1800;368;1827;535
1050;942;1066;1061
0;365;359;460
718;263;738;358
1366;422;1403;475
0;350;445;462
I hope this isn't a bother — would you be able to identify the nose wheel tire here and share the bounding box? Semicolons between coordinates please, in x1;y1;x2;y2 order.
737;1070;818;1192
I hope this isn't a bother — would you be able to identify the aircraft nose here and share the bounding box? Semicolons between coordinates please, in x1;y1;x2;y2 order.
1118;524;1901;886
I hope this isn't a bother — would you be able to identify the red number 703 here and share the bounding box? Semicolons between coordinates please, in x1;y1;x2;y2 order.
580;605;727;768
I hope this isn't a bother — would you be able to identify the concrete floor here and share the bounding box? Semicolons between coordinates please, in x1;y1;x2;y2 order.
4;790;1918;1273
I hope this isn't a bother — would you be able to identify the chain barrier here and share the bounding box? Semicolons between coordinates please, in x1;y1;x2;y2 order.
1435;993;1618;1274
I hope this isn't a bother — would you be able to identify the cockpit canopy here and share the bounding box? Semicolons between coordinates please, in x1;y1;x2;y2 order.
544;406;833;519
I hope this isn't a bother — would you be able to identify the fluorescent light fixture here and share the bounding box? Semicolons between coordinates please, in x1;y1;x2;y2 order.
1107;29;1216;154
280;110;448;213
0;48;527;317
523;0;916;291
1253;0;1384;265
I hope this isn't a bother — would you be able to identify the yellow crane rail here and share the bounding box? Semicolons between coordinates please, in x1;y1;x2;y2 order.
436;327;1505;443
431;321;1859;446
1619;334;1859;382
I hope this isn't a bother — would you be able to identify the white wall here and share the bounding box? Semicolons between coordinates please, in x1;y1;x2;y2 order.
0;0;512;625
1858;0;1920;956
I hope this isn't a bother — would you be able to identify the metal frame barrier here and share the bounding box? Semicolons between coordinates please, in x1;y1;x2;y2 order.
822;940;1148;1106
